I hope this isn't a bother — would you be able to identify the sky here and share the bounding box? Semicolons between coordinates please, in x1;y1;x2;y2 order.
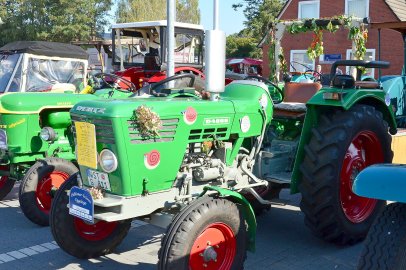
107;1;246;36
198;1;246;35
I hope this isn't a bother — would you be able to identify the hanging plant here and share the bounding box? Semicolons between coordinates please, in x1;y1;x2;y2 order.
307;29;324;60
133;105;162;138
348;23;368;60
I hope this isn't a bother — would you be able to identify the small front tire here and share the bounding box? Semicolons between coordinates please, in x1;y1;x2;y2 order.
158;196;247;270
50;173;132;258
19;158;78;226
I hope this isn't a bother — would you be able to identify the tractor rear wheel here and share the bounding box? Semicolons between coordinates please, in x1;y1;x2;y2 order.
19;158;78;226
358;203;406;270
300;105;392;244
0;165;14;200
50;173;131;258
158;196;247;270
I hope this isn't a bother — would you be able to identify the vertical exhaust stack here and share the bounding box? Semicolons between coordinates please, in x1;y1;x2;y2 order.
205;0;226;101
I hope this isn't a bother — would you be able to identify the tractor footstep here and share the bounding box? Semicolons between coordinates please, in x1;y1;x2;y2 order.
269;198;289;206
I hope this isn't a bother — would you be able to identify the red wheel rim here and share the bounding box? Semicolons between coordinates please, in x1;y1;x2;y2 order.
36;171;70;214
0;165;10;189
340;131;383;223
74;218;118;241
189;222;236;270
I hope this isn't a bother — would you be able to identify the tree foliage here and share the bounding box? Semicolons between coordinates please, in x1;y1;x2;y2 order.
226;33;261;59
116;0;200;24
227;0;284;59
0;0;112;45
233;0;284;38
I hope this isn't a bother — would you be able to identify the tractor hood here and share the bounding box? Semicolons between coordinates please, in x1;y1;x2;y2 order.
0;93;99;114
71;96;235;119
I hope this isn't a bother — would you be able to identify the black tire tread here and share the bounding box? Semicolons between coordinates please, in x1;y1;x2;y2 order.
358;203;406;270
158;197;247;270
50;173;131;258
19;157;78;226
0;174;14;201
299;105;393;244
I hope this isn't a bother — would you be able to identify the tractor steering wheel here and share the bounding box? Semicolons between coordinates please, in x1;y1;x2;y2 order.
92;73;137;92
244;75;284;104
290;61;315;81
149;73;196;97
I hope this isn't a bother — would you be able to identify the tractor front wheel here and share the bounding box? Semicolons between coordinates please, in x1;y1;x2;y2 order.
158;197;247;270
358;203;406;270
300;105;392;244
0;165;14;200
19;158;78;226
50;173;131;258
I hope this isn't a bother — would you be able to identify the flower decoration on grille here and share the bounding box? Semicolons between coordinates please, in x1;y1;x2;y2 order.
89;186;105;200
133;105;162;138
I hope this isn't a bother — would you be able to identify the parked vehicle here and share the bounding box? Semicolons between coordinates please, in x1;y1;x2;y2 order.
0;21;209;227
111;20;205;89
0;41;137;226
0;41;88;93
49;17;402;269
351;21;406;270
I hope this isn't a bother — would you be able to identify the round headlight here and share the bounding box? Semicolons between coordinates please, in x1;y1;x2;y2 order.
40;127;57;141
99;149;118;173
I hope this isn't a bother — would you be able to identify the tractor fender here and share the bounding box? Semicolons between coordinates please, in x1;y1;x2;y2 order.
307;89;397;134
353;164;406;203
290;91;396;194
200;186;257;252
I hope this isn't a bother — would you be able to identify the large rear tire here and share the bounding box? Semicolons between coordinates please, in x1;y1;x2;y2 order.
300;105;392;244
358;203;406;270
50;173;132;258
0;165;14;200
19;158;78;226
158;197;247;270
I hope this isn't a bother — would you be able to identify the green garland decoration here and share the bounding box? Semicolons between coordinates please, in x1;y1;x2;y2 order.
285;15;368;60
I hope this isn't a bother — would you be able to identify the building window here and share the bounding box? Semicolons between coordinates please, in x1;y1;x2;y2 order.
290;50;315;72
298;1;320;19
345;0;369;18
346;48;376;78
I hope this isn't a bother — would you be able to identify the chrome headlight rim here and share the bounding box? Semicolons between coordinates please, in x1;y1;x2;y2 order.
40;127;57;142
99;149;118;173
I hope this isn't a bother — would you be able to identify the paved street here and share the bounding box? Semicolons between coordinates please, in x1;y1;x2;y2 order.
0;184;362;270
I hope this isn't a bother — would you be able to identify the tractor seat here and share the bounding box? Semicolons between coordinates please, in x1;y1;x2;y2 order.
274;82;322;118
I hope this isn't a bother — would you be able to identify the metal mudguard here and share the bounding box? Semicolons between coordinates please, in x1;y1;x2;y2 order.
353;164;406;202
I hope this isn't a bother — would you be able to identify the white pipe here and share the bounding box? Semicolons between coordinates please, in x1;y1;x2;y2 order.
213;0;219;30
167;0;175;83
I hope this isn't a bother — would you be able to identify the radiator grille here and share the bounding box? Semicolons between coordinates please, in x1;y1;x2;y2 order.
71;114;115;144
128;118;179;144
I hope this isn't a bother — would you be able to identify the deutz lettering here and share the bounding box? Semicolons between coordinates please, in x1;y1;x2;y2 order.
76;106;106;114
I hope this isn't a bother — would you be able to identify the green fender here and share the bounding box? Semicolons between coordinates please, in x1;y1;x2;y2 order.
200;186;257;252
290;88;397;194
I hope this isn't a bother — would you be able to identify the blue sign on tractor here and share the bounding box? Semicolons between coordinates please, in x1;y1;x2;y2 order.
68;186;94;223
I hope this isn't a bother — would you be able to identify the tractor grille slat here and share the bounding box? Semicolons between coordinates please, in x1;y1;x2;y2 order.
127;118;178;144
187;127;229;141
71;114;115;144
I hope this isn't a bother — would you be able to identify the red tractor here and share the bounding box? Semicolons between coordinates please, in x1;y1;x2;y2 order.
111;21;205;89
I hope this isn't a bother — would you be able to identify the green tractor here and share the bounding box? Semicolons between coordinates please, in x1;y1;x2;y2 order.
0;20;206;227
49;16;399;269
0;41;137;226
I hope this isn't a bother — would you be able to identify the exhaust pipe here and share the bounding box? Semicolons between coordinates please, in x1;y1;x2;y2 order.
205;0;226;101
